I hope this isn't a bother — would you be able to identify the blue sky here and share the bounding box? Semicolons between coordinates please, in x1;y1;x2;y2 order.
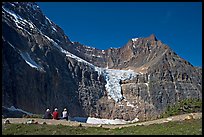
37;2;202;67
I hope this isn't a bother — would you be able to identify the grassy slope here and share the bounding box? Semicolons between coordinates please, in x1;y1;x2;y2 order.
160;98;202;118
2;118;202;135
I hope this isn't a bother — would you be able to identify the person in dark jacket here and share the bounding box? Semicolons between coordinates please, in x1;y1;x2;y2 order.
43;108;52;119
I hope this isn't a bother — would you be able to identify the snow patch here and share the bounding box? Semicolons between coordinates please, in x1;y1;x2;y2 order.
43;34;58;46
118;104;124;107
43;34;95;69
45;16;52;24
5;106;33;115
51;26;57;32
92;54;102;58
3;6;23;20
85;48;93;52
86;45;95;49
127;102;135;108
7;41;15;49
3;6;35;35
56;67;59;73
63;49;95;68
145;74;151;101
45;16;57;32
86;117;129;125
20;52;43;71
102;50;105;54
3;6;24;30
173;82;180;101
132;38;138;42
10;3;16;7
71;116;139;124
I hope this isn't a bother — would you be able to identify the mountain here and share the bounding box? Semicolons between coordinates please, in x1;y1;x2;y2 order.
2;2;202;121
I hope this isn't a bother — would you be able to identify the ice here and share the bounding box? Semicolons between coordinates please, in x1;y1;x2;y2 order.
71;116;139;124
132;38;138;42
86;45;96;49
10;3;16;7
102;50;105;54
45;16;57;32
86;117;129;125
2;6;24;30
103;69;137;102
118;104;124;107
20;52;43;71
51;26;57;32
92;54;102;58
145;74;151;99
65;52;94;67
2;6;24;21
144;83;148;87
23;19;35;29
5;106;33;115
93;66;138;104
43;34;58;46
127;102;135;108
42;33;96;68
7;41;15;49
45;16;52;24
3;6;35;35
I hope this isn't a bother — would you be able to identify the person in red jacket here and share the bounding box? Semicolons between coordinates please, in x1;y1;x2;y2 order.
52;108;59;120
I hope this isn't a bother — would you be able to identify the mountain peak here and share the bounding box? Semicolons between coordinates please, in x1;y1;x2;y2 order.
131;38;138;42
148;34;157;41
2;2;202;122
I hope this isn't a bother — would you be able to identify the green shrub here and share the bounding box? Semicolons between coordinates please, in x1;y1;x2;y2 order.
160;98;202;118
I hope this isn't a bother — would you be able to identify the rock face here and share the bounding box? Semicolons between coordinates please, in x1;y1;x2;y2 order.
2;2;202;121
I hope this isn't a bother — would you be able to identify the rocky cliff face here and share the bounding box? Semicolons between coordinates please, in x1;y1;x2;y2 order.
2;2;202;121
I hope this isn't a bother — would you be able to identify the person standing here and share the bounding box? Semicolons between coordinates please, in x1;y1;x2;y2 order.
52;108;59;120
62;108;68;120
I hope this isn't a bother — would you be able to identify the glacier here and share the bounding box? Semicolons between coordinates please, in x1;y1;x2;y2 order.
38;31;138;103
103;69;137;102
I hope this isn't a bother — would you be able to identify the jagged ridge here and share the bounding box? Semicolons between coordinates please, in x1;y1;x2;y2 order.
2;2;202;121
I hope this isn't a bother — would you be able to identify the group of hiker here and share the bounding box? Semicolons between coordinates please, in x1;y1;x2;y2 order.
43;107;69;120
